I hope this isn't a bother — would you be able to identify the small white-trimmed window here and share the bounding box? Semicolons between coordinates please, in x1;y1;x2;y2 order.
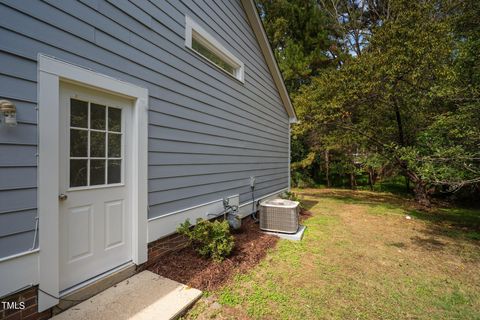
185;16;244;82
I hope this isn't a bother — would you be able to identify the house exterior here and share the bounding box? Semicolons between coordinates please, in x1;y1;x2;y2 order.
0;0;296;317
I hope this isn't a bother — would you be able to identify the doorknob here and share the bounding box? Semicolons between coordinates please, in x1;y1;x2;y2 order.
59;193;68;200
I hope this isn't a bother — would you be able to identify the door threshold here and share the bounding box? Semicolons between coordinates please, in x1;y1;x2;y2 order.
60;261;134;297
53;261;137;316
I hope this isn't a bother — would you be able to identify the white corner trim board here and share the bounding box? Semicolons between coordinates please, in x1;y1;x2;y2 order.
0;251;39;298
37;54;149;312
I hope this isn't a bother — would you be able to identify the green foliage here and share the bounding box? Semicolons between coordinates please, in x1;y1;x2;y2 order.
255;0;338;91
291;170;316;188
281;190;307;212
177;218;235;262
261;0;480;203
281;190;302;203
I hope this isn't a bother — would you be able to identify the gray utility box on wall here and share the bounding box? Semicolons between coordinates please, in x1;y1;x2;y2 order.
259;199;300;234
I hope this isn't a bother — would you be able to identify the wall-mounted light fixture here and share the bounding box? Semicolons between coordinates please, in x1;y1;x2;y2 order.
0;99;17;127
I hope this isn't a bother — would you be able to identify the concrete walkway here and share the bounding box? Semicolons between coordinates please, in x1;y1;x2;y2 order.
52;271;202;320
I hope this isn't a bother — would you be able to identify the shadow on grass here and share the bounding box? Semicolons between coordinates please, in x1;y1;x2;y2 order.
299;188;480;244
407;208;480;246
301;199;318;211
410;235;447;250
300;188;412;210
387;241;407;248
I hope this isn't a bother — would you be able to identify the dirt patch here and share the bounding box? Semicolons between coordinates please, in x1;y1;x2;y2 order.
148;217;279;291
299;208;313;221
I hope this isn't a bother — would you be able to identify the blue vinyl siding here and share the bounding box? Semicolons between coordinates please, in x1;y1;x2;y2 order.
0;0;290;258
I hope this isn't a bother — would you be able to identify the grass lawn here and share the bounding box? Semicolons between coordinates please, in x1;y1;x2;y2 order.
184;188;480;320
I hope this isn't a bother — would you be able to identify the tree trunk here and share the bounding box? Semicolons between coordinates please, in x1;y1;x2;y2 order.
405;170;431;207
350;172;357;190
396;158;432;207
347;146;357;190
393;98;405;147
413;180;431;207
325;150;331;188
368;168;374;191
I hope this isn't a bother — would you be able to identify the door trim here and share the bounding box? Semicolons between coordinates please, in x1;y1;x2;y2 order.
37;54;148;311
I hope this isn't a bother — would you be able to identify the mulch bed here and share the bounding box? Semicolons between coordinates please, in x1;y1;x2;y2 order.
148;210;312;291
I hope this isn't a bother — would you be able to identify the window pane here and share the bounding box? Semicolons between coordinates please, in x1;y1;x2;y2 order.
70;99;88;128
108;133;121;158
192;37;235;75
108;160;121;184
70;129;88;157
108;108;122;132
70;159;88;187
90;160;105;185
90;103;106;130
90;131;106;157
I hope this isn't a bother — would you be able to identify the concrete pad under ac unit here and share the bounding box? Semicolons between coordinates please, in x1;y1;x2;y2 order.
262;225;307;241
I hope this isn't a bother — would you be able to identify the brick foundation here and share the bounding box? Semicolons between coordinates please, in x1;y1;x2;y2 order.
146;232;190;267
0;287;52;320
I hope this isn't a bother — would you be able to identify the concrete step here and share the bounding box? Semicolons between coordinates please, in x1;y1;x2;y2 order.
52;271;202;320
53;263;137;315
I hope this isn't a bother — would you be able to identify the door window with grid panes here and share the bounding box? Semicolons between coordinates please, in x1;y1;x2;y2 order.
69;98;123;188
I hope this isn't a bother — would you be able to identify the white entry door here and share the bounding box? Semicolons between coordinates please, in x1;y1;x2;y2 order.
59;82;133;291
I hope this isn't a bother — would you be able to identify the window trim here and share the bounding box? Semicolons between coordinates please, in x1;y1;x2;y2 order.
185;15;245;83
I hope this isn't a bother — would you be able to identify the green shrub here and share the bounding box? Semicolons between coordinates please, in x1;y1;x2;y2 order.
177;218;235;262
281;191;304;210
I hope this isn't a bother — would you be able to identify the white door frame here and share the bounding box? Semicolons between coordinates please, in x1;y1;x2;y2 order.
37;54;148;311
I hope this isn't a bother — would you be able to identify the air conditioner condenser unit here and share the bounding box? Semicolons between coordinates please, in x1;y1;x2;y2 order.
259;199;300;234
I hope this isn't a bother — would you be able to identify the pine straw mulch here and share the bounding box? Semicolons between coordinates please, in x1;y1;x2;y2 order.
147;210;312;291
